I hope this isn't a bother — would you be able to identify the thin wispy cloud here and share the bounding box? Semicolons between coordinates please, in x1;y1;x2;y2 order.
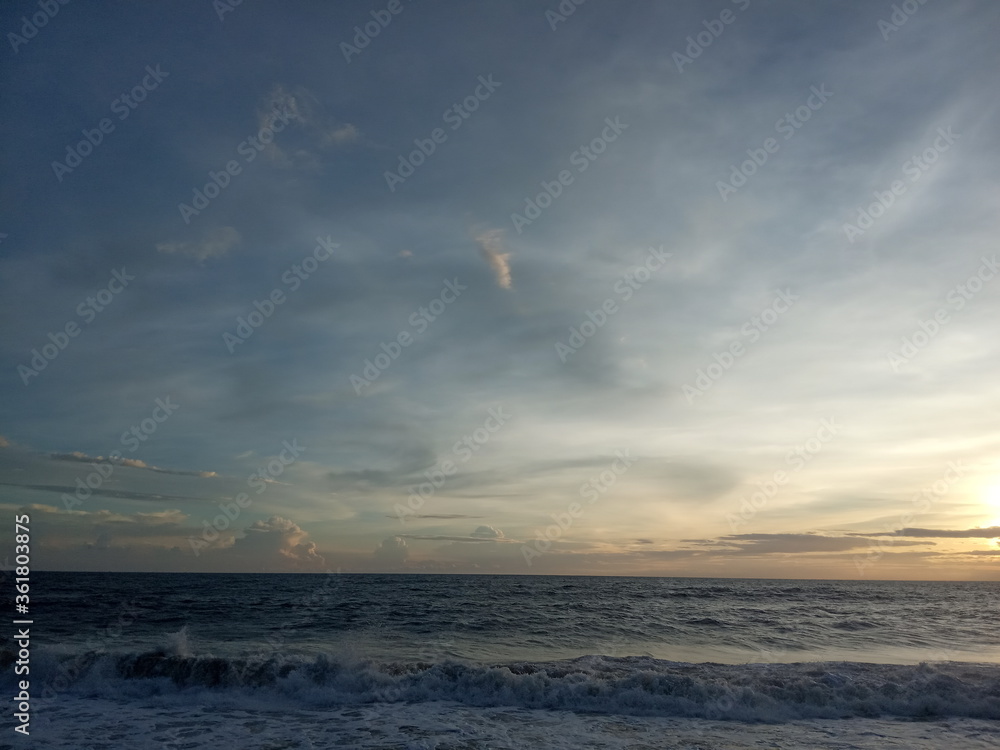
156;226;241;262
476;229;512;289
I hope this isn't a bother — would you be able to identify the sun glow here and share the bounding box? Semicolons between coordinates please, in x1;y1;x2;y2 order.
983;482;1000;527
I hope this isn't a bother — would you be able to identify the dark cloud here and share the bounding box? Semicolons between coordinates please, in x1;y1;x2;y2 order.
0;482;207;505
401;526;514;544
48;452;216;477
715;533;929;555
890;527;1000;539
384;513;484;520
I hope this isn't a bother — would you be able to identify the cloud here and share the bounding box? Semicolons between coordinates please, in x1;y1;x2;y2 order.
384;513;483;520
400;526;513;543
325;123;359;145
0;482;208;505
476;229;512;289
374;536;409;565
15;504;194;551
400;535;512;543
470;525;504;539
156;226;240;261
15;505;328;573
891;527;1000;538
231;516;325;569
47;451;216;477
715;533;929;555
259;84;304;130
26;503;187;526
845;527;1000;538
254;84;359;168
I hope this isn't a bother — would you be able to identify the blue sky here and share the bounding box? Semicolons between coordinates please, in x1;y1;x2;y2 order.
2;0;999;578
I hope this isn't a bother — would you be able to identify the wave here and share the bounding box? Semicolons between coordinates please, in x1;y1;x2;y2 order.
9;646;1000;722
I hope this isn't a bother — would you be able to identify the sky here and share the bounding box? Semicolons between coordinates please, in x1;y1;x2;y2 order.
1;0;999;579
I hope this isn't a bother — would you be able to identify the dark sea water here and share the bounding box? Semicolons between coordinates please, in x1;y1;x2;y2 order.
4;573;1000;749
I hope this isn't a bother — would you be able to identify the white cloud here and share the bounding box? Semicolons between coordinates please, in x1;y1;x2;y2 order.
325;123;359;145
231;515;326;569
156;226;240;262
476;229;512;289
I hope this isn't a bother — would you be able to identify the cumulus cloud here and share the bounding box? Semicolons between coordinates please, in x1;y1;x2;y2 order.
470;525;504;539
373;536;409;565
476;229;512;289
231;516;326;569
156;226;240;262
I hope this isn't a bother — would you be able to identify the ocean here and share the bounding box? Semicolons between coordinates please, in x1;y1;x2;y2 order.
5;572;1000;748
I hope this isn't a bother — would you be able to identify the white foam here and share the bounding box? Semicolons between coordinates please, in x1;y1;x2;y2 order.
28;696;1000;750
13;649;1000;723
